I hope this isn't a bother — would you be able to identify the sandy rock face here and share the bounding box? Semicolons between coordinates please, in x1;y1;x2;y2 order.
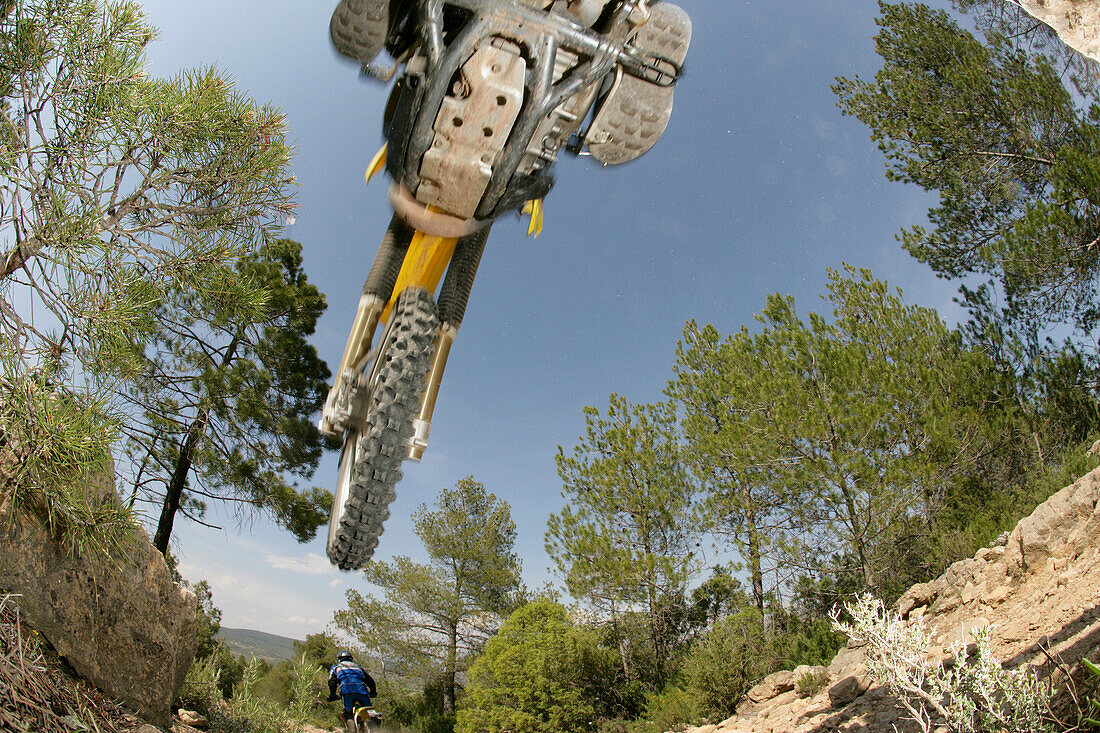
1019;0;1100;62
0;460;198;728
676;467;1100;733
177;709;208;729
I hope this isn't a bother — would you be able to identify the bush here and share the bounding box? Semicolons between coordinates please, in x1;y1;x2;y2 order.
457;600;616;733
177;656;224;718
832;594;1054;733
176;654;325;733
387;678;455;733
795;668;828;698
639;685;699;732
680;609;776;721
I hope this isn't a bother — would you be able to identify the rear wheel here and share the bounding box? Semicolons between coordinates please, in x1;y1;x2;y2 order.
330;0;391;64
327;287;438;569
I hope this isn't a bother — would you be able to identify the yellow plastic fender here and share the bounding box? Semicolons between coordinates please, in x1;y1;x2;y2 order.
365;144;388;185
522;199;544;238
383;230;458;321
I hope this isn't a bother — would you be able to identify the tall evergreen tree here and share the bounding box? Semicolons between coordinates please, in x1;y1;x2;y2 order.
1;0;294;383
333;477;522;715
834;1;1100;484
668;326;798;618
834;1;1100;335
671;267;1009;601
119;238;335;553
546;396;702;686
951;0;1100;96
0;0;295;552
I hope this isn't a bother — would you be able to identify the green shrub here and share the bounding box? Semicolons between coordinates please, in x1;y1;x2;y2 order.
639;685;699;732
795;668;828;698
457;600;616;733
384;677;457;733
680;609;775;721
177;656;224;718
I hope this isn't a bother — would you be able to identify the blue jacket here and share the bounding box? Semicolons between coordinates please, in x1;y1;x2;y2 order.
328;660;377;699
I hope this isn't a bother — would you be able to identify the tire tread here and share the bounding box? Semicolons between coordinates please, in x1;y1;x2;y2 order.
327;288;438;569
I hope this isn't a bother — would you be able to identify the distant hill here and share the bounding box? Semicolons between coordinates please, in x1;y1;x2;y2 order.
218;627;300;663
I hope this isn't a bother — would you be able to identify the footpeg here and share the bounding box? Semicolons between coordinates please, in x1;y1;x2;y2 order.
586;3;692;165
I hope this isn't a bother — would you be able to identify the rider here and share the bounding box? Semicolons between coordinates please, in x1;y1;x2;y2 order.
327;650;378;730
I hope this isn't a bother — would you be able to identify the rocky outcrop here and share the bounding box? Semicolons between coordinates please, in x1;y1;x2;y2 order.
1019;0;1100;63
678;467;1100;733
0;457;198;727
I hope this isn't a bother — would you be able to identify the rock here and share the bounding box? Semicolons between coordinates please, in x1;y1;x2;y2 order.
826;645;865;677
0;455;198;727
135;726;165;733
985;584;1010;605
1018;0;1100;63
177;709;208;729
827;674;871;707
792;664;826;681
897;581;936;618
172;725;201;733
717;714;738;729
664;466;1100;732
745;669;796;702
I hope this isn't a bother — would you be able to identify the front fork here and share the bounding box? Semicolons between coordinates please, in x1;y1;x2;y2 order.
321;218;489;461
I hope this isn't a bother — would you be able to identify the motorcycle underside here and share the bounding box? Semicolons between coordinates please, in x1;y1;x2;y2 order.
322;0;691;569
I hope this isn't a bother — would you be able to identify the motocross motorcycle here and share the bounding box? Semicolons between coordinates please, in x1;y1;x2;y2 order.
321;0;692;569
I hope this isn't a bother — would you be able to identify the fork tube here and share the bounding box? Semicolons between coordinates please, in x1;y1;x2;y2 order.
408;324;457;461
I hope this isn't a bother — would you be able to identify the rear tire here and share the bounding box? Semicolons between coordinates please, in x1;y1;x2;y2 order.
330;0;390;64
326;288;438;569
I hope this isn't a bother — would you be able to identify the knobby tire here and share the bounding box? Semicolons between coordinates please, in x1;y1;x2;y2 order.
327;287;438;569
330;0;390;63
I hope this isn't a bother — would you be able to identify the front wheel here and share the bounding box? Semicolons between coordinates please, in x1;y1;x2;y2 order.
326;287;439;569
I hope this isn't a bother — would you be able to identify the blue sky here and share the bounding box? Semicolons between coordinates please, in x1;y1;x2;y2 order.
137;0;965;639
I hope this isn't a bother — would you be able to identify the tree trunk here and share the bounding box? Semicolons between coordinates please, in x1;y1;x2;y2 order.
153;409;208;554
443;622;457;715
609;596;631;679
648;585;666;685
741;482;766;620
152;336;238;554
839;478;873;591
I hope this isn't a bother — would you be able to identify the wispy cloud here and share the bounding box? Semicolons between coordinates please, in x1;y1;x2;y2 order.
182;564;337;637
287;615;322;627
263;551;335;576
174;536;346;638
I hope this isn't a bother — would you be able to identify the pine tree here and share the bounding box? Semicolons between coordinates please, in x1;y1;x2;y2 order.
834;1;1100;334
0;0;296;551
120;239;335;553
546;396;702;686
333;477;522;715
